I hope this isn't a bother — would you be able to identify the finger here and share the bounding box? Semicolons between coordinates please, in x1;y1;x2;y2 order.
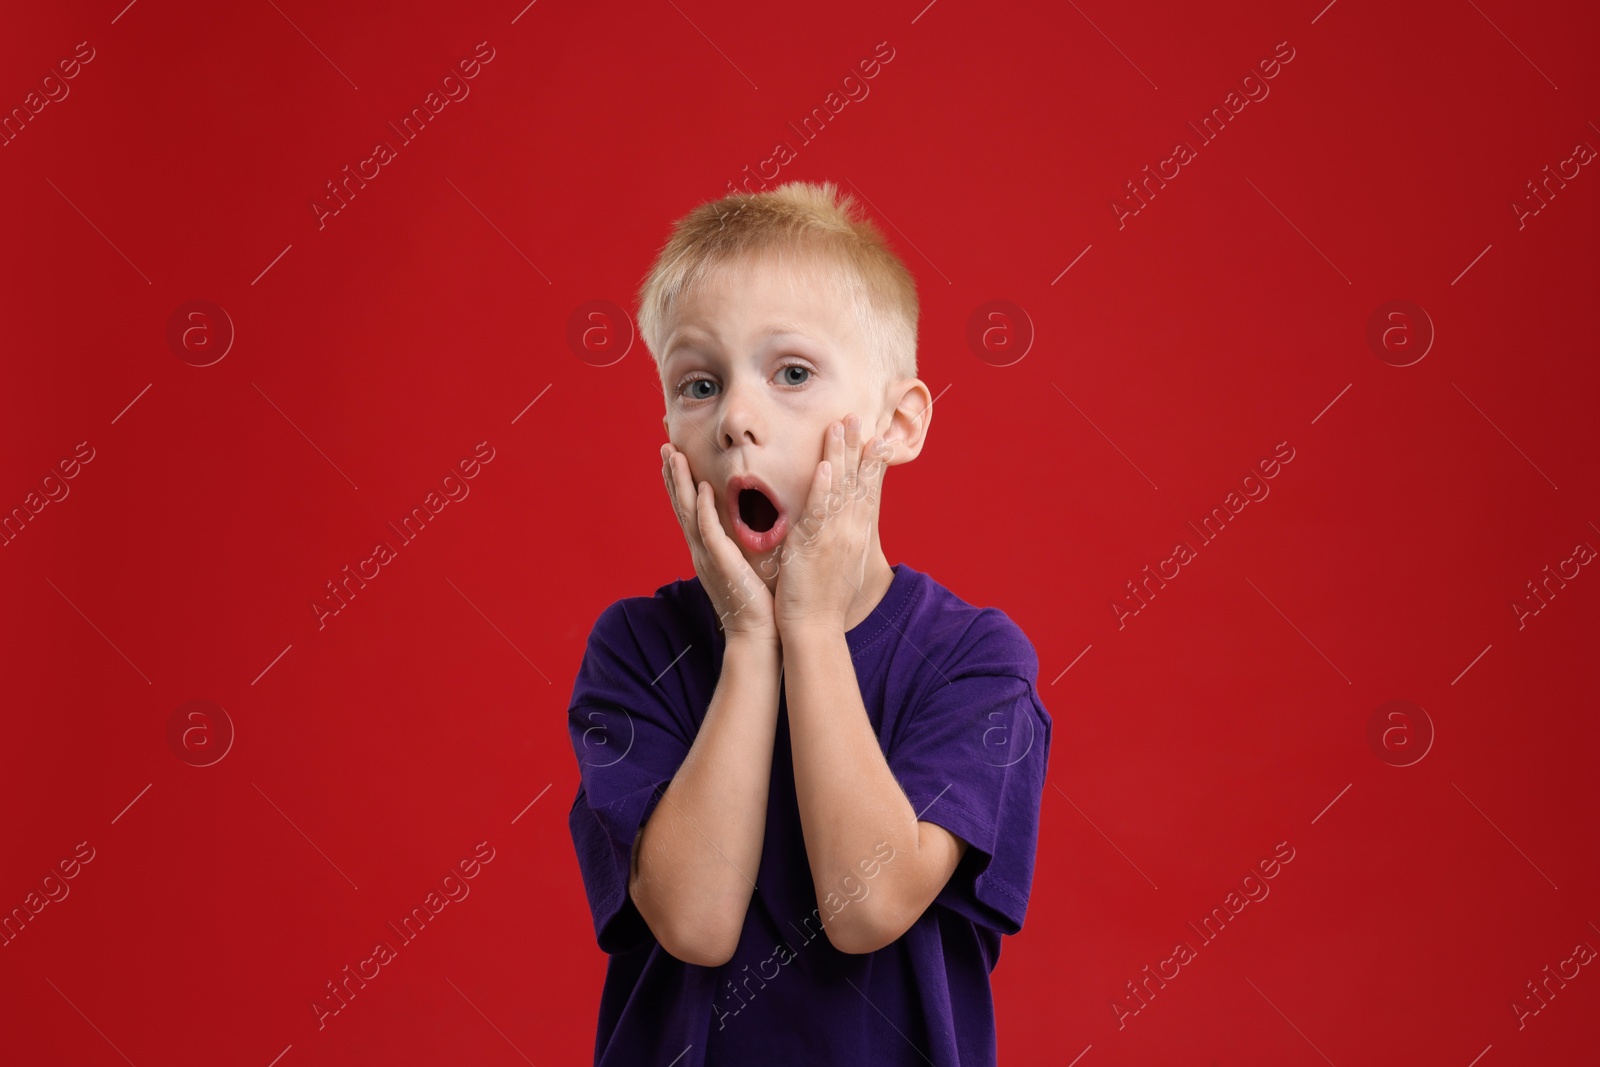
791;453;828;550
678;455;700;530
870;438;896;505
670;452;707;553
663;448;689;530
661;446;679;523
860;436;890;506
694;478;721;545
831;416;857;501
837;423;865;504
817;453;842;537
871;433;891;468
696;478;744;559
694;481;759;605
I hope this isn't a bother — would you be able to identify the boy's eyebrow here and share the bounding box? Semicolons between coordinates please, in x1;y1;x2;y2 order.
664;322;827;364
758;322;824;343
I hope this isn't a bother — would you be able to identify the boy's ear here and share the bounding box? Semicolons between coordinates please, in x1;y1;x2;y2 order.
662;414;668;437
881;378;933;465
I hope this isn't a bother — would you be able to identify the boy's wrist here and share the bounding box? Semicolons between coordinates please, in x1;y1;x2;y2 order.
775;619;846;648
725;628;783;654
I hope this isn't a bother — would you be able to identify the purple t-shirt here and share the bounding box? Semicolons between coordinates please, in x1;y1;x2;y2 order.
566;561;1052;1066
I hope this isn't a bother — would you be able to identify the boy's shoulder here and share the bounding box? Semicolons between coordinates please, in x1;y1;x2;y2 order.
910;565;1040;681
587;573;714;647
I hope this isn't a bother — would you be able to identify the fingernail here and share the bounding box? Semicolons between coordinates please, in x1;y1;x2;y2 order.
832;422;844;439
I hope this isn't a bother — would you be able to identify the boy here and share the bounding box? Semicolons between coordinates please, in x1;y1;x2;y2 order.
566;181;1052;1065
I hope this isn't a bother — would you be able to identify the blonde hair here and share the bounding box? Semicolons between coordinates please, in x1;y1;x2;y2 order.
635;181;919;398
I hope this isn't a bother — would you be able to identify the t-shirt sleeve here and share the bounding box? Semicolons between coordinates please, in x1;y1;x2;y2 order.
885;612;1052;936
566;599;695;954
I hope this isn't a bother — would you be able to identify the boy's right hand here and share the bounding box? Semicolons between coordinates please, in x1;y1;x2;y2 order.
661;442;778;644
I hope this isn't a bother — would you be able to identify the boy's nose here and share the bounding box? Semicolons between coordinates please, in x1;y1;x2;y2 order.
721;413;758;443
717;391;761;450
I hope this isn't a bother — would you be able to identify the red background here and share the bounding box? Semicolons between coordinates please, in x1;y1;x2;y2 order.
3;0;1597;1063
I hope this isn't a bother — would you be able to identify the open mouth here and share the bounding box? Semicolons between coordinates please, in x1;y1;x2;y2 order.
738;488;779;532
727;476;789;554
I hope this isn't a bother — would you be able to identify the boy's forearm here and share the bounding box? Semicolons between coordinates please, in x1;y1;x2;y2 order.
781;625;927;954
629;633;782;966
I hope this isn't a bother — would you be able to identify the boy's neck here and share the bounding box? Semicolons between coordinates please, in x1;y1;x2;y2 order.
843;550;896;634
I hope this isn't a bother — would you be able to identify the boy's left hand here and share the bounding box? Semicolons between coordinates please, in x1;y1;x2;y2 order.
772;413;893;636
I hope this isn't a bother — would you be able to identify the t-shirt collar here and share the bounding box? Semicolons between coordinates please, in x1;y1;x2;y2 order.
844;561;919;656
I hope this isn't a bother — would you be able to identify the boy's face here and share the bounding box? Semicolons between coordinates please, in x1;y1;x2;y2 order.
659;253;897;577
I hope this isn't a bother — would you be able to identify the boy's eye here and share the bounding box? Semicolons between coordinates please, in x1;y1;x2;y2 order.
677;363;812;400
